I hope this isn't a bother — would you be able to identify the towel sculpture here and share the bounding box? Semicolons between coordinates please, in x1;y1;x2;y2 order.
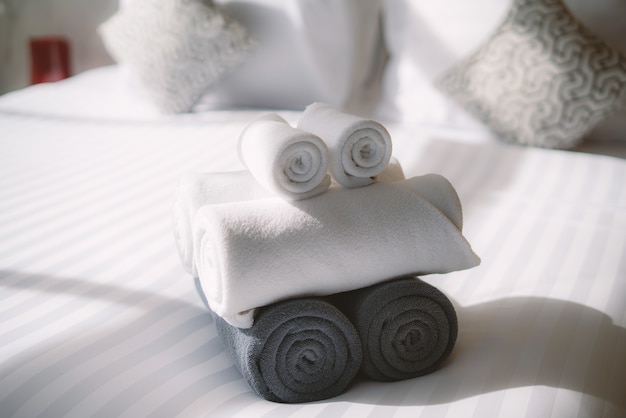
297;102;393;188
173;106;480;403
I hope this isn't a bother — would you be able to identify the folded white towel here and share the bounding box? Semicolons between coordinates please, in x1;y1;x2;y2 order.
191;175;480;328
297;102;393;188
172;160;405;276
238;113;331;200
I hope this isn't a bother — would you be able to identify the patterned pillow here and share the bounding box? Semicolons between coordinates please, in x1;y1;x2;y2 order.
100;0;254;113
436;0;626;148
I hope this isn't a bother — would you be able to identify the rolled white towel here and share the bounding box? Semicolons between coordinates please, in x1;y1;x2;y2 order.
297;102;392;188
192;175;480;328
238;113;331;200
172;171;272;276
172;159;405;277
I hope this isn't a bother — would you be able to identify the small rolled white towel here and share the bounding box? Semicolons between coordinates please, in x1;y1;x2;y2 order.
172;160;405;276
238;113;331;200
191;174;480;328
297;102;393;188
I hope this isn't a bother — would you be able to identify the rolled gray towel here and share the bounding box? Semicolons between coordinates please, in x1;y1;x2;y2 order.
333;276;457;381
210;291;362;403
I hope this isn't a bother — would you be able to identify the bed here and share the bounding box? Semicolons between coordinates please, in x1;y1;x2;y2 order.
1;0;625;417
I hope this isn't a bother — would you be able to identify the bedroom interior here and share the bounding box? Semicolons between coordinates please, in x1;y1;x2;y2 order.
1;0;625;416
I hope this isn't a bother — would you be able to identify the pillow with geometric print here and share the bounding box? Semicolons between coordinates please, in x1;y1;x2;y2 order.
436;0;626;149
100;0;254;113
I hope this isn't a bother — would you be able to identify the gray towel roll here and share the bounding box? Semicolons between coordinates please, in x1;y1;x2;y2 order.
206;287;362;403
333;276;457;381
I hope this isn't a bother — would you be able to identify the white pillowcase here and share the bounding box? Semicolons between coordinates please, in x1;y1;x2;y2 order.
374;0;509;132
377;0;626;143
100;0;254;113
194;0;386;115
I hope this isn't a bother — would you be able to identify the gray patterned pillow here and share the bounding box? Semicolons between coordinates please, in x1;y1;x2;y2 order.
100;0;254;113
436;0;626;148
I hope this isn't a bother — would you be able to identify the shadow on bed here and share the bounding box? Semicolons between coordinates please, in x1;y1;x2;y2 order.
2;270;624;413
0;269;204;313
351;296;625;411
0;270;244;418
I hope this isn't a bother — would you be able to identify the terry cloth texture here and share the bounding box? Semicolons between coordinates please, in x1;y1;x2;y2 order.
172;170;272;276
172;161;406;278
191;175;480;328
333;276;458;381
212;297;362;403
238;113;331;200
297;102;393;188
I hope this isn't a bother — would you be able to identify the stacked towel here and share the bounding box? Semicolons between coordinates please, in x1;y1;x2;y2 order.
409;173;463;230
297;102;392;188
172;171;272;276
174;111;478;403
191;174;480;328
332;276;458;381
172;161;406;276
238;113;331;200
212;296;362;403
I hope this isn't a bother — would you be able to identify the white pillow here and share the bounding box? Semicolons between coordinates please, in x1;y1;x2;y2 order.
435;0;626;149
194;0;386;115
100;0;254;113
377;0;626;143
374;0;509;131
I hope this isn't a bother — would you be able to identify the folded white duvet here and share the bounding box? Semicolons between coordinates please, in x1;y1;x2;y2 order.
190;175;480;328
297;102;393;188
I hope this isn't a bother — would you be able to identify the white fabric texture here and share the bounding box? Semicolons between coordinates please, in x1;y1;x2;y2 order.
375;0;626;146
172;158;404;277
1;67;626;417
298;102;393;188
190;175;480;327
238;113;331;200
374;0;509;130
99;0;254;113
172;171;272;277
172;160;406;278
195;0;386;115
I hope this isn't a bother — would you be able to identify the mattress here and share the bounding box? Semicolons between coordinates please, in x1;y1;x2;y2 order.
1;67;625;417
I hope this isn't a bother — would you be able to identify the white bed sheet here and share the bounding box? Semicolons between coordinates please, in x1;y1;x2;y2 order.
0;69;625;417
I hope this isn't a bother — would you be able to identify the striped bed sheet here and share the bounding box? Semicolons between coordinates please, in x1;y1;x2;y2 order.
0;73;625;418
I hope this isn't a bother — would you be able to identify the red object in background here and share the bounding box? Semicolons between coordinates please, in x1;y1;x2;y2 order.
29;36;72;84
